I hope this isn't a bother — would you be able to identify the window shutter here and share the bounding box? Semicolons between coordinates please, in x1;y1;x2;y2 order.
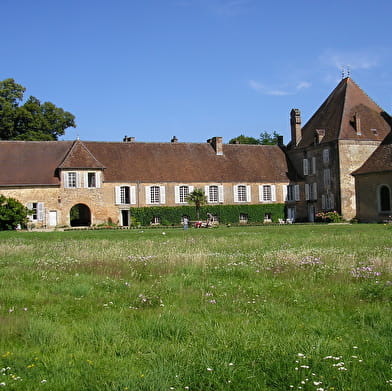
27;203;33;221
130;186;136;205
323;149;329;163
330;193;335;209
313;183;318;200
63;172;69;188
294;185;300;201
246;185;251;202
160;186;166;204
218;185;224;203
84;172;88;188
189;185;194;194
205;186;210;202
115;186;121;204
96;172;101;188
283;185;288;202
259;185;264;202
37;202;44;221
175;186;180;204
322;194;326;209
271;185;276;202
305;184;310;200
233;185;239;202
76;172;81;188
145;186;151;204
303;159;309;176
311;157;316;175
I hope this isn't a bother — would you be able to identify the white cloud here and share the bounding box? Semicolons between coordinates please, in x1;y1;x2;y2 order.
248;79;310;96
296;81;311;90
319;49;380;71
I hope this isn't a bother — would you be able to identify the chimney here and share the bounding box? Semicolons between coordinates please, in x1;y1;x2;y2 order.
277;135;284;146
290;108;302;146
171;136;178;143
123;136;135;142
208;137;223;155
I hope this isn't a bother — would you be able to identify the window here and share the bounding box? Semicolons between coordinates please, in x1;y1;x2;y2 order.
303;159;309;176
305;183;317;201
146;186;165;204
322;193;335;210
179;186;189;203
67;172;77;188
235;185;248;202
379;185;391;212
121;186;130;204
27;202;44;222
205;185;224;203
87;173;96;188
259;185;276;202
151;186;160;204
285;185;300;202
209;186;218;203
115;186;136;205
239;213;248;224
323;149;330;164
151;216;161;225
175;185;193;204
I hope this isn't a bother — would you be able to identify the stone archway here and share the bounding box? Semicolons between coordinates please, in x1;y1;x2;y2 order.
70;204;91;227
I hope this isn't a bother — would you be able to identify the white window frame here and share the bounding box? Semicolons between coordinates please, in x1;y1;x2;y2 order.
175;185;194;204
27;202;44;222
234;184;250;203
64;171;80;188
205;185;224;203
84;171;101;188
259;185;276;202
115;186;136;205
146;185;166;205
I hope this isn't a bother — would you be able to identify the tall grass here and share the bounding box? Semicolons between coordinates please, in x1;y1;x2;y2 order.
0;224;391;390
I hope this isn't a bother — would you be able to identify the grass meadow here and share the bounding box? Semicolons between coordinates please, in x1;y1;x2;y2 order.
0;224;391;390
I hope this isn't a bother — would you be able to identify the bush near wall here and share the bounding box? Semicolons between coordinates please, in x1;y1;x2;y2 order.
130;204;285;226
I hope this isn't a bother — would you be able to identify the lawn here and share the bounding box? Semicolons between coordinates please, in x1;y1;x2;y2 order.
0;224;391;390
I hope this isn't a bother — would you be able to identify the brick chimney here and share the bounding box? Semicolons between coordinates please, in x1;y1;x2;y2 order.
290;109;302;146
123;136;135;142
171;136;178;143
207;137;223;155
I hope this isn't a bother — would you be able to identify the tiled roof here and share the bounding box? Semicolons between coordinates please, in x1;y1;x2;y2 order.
0;141;73;185
0;140;291;186
297;78;391;148
352;131;392;175
58;140;105;169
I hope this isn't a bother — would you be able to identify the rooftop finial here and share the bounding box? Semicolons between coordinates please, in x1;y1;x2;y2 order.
341;65;351;79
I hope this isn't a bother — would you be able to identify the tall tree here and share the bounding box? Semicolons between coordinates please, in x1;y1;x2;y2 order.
259;131;281;145
186;188;207;220
229;134;260;144
0;78;76;140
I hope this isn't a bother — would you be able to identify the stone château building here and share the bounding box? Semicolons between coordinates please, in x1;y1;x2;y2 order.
0;77;391;227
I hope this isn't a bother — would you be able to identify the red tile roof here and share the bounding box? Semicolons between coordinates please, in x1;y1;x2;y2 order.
297;78;391;148
0;140;291;186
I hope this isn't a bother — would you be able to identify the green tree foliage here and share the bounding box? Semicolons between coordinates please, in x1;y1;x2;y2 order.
0;78;76;140
259;131;281;145
186;188;207;219
229;131;282;145
0;195;29;230
229;134;260;144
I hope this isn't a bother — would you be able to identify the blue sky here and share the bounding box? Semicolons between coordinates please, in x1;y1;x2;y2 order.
3;0;392;144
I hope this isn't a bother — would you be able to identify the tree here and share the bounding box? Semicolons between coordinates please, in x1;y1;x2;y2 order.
259;131;281;145
0;78;76;140
229;131;282;145
0;195;29;230
229;134;260;144
186;188;207;220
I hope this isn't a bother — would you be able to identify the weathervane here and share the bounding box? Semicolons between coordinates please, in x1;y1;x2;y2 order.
341;65;351;79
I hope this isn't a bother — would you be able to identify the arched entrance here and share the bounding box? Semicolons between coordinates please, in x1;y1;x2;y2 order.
70;204;91;227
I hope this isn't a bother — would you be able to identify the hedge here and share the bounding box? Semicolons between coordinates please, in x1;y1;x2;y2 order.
130;204;285;226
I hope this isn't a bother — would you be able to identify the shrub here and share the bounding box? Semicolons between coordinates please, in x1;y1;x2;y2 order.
316;210;343;223
0;194;29;230
130;204;285;226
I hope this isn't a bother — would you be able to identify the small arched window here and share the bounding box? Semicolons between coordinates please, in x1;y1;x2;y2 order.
380;185;391;212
